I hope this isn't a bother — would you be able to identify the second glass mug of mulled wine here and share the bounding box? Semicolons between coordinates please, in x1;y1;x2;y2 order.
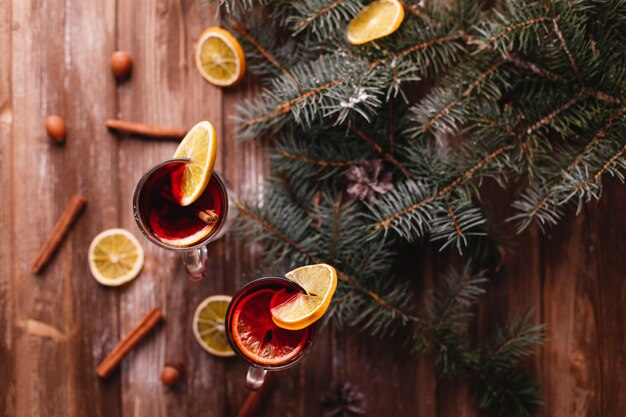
225;277;317;390
133;158;233;280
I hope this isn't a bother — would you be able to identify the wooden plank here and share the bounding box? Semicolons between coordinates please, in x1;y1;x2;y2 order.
7;0;120;417
588;180;626;415
539;180;626;417
0;1;15;416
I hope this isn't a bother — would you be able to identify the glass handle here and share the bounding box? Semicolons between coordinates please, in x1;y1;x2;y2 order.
181;246;207;281
245;366;267;391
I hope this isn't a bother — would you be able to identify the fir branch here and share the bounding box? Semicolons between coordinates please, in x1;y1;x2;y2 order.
523;90;586;135
501;50;562;81
370;34;463;68
235;201;313;258
387;101;395;150
446;203;464;238
413;264;488;374
511;112;622;231
404;3;437;27
346;122;411;177
286;0;363;40
243;79;341;127
573;143;626;193
294;0;345;28
487;16;554;46
230;19;292;78
279;150;358;167
372;145;513;233
430;201;487;252
419;60;505;134
551;18;580;80
481;312;545;367
469;312;545;416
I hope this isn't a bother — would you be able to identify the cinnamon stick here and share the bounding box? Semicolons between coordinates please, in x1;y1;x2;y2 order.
158;191;218;224
106;119;186;140
32;193;87;274
97;308;164;379
237;373;276;417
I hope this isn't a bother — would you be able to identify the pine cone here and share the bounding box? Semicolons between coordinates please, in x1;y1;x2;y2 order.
346;159;393;202
321;381;366;417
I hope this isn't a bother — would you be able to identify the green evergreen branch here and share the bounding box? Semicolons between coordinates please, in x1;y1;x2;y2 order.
230;19;293;77
346;122;412;177
468;312;545;416
279;150;358;167
511;111;623;231
572;142;626;194
551;17;580;80
371;144;513;235
369;34;463;69
413;264;488;374
287;0;362;40
488;16;553;45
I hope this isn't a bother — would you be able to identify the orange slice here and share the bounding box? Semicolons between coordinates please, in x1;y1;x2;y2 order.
231;288;310;366
347;0;405;45
193;295;235;357
88;228;144;286
172;121;218;206
195;27;246;87
270;264;337;330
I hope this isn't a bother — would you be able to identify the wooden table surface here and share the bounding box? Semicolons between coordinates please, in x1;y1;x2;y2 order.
1;1;625;416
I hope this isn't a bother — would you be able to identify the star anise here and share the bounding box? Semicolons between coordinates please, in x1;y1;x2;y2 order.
321;381;366;417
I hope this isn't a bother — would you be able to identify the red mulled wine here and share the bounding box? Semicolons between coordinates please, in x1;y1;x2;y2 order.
134;159;227;248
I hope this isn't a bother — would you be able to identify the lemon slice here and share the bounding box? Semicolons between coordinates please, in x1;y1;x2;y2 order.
347;0;405;45
195;27;246;87
88;228;144;286
173;121;218;206
270;263;338;331
193;295;235;357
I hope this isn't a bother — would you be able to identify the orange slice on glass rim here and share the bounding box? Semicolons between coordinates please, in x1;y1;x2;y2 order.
172;121;218;206
270;263;338;331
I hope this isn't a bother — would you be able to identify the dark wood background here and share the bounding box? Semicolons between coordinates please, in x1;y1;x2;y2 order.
1;1;625;416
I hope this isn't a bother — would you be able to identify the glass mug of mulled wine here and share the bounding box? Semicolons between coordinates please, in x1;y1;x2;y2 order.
225;277;317;390
133;158;234;280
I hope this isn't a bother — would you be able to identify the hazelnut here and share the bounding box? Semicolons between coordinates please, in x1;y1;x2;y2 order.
161;362;185;386
45;115;66;143
111;51;133;80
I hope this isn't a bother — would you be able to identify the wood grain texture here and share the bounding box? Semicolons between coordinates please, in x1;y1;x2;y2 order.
0;0;625;416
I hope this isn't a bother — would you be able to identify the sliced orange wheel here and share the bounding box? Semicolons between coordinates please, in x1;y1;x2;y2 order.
193;295;235;357
88;228;144;286
347;0;405;45
195;27;246;87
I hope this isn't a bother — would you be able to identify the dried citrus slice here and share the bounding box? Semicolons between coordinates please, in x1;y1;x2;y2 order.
195;27;246;87
88;228;144;286
172;121;218;206
347;0;405;45
270;264;338;330
193;295;235;357
232;288;310;366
